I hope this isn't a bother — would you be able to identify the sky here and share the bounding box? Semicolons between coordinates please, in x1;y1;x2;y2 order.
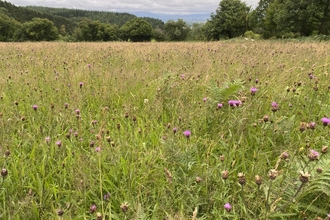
6;0;259;14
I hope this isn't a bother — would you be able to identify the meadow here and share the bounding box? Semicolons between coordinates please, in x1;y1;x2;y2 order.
0;41;329;219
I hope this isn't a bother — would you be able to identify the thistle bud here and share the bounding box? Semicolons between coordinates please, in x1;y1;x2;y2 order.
299;171;310;183
221;170;229;180
238;172;246;186
268;169;278;180
120;202;129;213
255;175;262;186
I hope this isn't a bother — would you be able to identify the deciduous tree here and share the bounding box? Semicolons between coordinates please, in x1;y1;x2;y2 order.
120;18;153;42
204;0;250;40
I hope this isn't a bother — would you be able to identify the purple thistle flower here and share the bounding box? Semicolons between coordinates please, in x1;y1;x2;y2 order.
32;105;38;111
183;130;191;138
308;149;320;161
250;87;258;95
79;82;83;88
64;103;69;109
217;103;223;109
75;109;80;115
173;127;177;134
95;147;101;152
56;140;62;147
224;203;232;212
203;97;208;102
271;101;279;112
90;204;96;213
104;192;110;200
228;100;242;107
271;102;278;108
321;117;330;126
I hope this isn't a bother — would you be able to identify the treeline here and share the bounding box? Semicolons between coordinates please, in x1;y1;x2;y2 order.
1;0;330;42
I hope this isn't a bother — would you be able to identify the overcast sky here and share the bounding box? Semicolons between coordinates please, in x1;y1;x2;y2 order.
7;0;259;14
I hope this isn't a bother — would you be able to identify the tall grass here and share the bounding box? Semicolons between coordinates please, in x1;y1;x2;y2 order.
0;41;329;219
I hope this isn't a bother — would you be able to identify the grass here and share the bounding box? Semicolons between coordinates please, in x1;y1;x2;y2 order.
0;41;329;219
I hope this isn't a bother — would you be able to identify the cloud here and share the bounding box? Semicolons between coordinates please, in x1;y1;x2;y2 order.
8;0;259;14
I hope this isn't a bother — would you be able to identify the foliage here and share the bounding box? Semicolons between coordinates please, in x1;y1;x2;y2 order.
120;18;154;42
204;0;250;40
0;10;21;41
164;19;190;41
74;18;119;41
20;18;59;41
187;22;205;41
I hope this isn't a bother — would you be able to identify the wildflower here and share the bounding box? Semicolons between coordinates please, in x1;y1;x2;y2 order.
75;109;80;115
64;103;69;109
299;171;311;183
104;192;110;200
195;176;202;183
280;151;289;160
90;141;95;147
221;170;229;180
263;115;270;122
89;204;96;213
217;103;223;109
268;169;278;180
183;130;191;138
203;97;208;102
250;87;258;95
45;136;50;143
238;172;246;186
57;209;64;216
308;149;320;161
300;122;307;132
255;175;262;186
219;155;225;162
1;168;8;177
321;146;328;154
173;127;177;134
224;203;232;212
321;117;330;126
307;122;316;129
96;212;102;220
79;82;83;88
95;147;101;152
271;102;279;112
120;202;129;213
228;100;242;107
32;105;38;111
56;141;62;147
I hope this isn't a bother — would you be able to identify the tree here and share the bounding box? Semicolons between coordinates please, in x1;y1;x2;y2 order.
21;18;59;41
120;18;153;42
188;22;205;41
164;19;190;41
204;0;250;40
249;0;274;35
262;0;328;38
0;10;21;41
97;23;119;41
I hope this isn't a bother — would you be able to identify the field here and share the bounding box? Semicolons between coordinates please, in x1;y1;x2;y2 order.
0;41;329;219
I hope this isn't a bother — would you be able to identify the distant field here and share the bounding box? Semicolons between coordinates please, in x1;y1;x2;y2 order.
0;41;329;219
